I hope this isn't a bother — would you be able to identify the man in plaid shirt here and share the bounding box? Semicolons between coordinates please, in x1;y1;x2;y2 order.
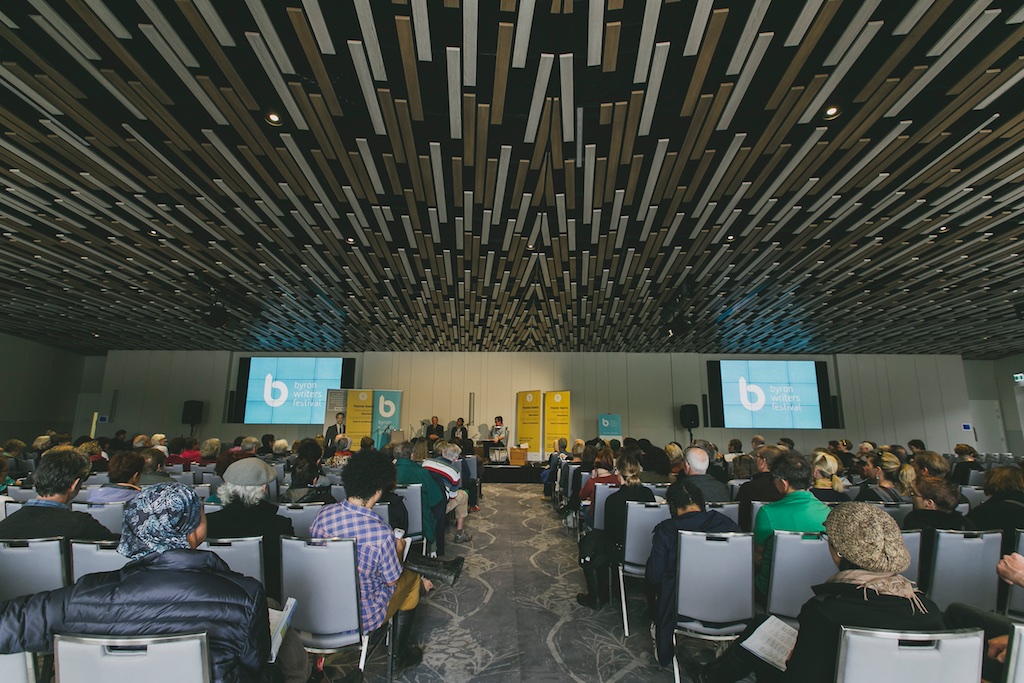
310;450;430;673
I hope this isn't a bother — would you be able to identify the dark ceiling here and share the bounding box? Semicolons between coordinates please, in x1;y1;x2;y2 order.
1;0;1023;358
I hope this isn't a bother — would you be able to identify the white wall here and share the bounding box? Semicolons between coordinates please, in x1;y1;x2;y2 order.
76;349;976;454
0;331;86;440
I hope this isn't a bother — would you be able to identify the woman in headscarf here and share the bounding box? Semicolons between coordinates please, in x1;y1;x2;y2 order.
694;502;945;682
0;483;280;683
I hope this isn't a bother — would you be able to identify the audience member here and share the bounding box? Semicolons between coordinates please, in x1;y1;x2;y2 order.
0;482;304;681
2;439;29;478
833;438;855;470
682;447;730;502
89;450;144;503
647;480;740;667
967;466;1024;553
310;450;464;675
639;446;672;484
809;452;850;503
423;441;472;546
907;438;926;454
206;458;294;602
0;447;118;541
855;450;915;503
576;449;654;608
729;454;756;480
284;456;334;504
693;439;728;483
323;436;352;468
753;453;830;599
257;433;275;456
904;475;972;532
199;437;221;462
138;447;173;486
735;446;785;531
951;443;985;485
665;442;684;478
579;446;620;526
394;440;444;552
696;503;943;682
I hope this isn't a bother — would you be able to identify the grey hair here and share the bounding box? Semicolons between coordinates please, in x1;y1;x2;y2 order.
684;447;710;474
217;481;266;506
240;436;260;453
440;442;462;461
272;439;289;454
200;438;221;459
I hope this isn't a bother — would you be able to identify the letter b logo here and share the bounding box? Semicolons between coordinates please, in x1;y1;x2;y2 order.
263;373;288;408
738;376;765;411
378;394;396;418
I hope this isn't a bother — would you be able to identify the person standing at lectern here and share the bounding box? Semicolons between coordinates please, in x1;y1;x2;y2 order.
483;416;509;462
425;416;444;448
324;412;345;457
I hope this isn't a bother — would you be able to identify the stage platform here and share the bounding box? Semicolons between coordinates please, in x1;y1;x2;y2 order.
481;463;543;484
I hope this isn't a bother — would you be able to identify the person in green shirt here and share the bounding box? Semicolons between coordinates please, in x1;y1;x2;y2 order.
392;440;444;548
753;452;830;598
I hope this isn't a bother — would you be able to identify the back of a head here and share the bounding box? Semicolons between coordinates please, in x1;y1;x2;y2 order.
684;447;710;475
200;438;221;459
770;452;812;491
778;437;795;450
693;439;717;459
664;442;683;466
572;440;586;460
412;439;429;462
295;438;323;463
731;454;756;479
751;435;766;448
33;447;90;496
261;434;275;448
440;441;462;461
615;450;642;486
728;438;743;453
758;445;783;466
953;443;978;459
140;447;166;474
825;502;909;574
108;451;145;484
581;445;597;466
913;450;948;476
272;439;290;455
393;440;414;460
3;438;25;455
240;436;260;454
32;435;52;451
667;479;705;515
907;439;926;451
342;450;396;499
119;483;201;560
360;435;375;451
335;435;352;452
812;452;844;493
984;465;1024;497
557;437;568;451
595;446;619;471
220;458;276;506
642;448;671;476
290;458;319;488
915;475;958;512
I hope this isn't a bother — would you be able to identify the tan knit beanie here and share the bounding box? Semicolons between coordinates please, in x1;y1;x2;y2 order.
824;502;910;574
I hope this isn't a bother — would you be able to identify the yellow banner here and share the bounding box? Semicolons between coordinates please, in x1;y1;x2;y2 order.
544;391;571;451
346;389;374;444
516;390;543;457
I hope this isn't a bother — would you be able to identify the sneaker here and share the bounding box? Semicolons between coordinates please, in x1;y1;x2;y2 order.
469;505;481;513
453;530;472;543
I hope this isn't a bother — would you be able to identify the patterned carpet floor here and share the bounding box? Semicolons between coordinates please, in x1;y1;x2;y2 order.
326;483;691;682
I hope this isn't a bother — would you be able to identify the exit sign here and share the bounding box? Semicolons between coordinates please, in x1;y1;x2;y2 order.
1015;373;1024;382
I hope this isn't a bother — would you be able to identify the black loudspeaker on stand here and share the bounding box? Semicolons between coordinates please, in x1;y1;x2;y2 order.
181;400;204;437
679;403;699;442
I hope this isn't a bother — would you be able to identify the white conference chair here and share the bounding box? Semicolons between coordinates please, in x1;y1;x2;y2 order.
673;531;754;683
199;536;264;585
282;537;373;676
54;632;210;683
393;484;425;553
834;626;983;683
706;502;741;526
70;501;126;534
616;502;670;636
0;537;68;601
0;652;35;683
592;483;619;531
766;531;837;622
926;529;1002;612
960;486;987;509
900;530;921;585
276;503;326;539
70;540;129;580
163;464;185;475
7;488;36;502
873;502;913;526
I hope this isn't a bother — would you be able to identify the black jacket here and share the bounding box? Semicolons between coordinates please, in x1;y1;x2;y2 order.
205;501;294;602
784;582;945;681
0;549;270;682
967;489;1024;553
0;504;117;541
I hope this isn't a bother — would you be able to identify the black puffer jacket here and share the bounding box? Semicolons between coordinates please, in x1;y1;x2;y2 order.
0;549;270;682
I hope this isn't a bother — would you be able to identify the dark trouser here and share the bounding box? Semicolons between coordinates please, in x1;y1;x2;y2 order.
698;616;782;683
432;501;447;556
944;602;1010;683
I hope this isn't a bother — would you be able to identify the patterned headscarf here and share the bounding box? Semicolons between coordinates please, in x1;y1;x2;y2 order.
118;483;202;560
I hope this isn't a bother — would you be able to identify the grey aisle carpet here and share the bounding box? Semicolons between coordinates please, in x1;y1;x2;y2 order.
325;483;691;682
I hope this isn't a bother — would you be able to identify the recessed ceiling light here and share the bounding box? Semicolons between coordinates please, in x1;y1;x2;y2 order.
265;112;282;126
938;226;949;232
823;105;841;120
346;237;355;244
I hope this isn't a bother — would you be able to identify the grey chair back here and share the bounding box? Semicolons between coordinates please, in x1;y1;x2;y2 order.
766;531;836;620
70;540;129;580
0;652;35;683
622;502;670;572
0;536;68;601
706;502;740;526
676;531;754;628
331;485;347;502
192;484;211;500
4;500;23;520
200;536;264;584
7;488;35;502
960;486;987;509
900;530;921;584
200;473;223;489
927;529;1001;611
394;484;424;542
727;479;749;500
592;483;618;531
873;502;913;526
70;501;126;534
171;471;195;486
564;464;579;499
643;484;669;500
834;627;983;683
749;500;766;531
164;464;185;474
282;536;364;652
1008;530;1024;617
203;503;222;515
968;469;987;487
372;501;391;527
1004;622;1024;683
276;503;326;539
461;456;478;480
54;632;210;683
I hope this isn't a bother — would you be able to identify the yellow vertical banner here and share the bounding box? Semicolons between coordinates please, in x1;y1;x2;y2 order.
516;390;543;460
544;391;571;451
346;389;374;443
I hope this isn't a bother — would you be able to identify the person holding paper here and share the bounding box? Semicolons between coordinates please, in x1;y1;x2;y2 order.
693;502;943;682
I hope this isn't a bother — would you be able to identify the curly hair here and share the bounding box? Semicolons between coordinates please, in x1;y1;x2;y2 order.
341;450;397;500
108;451;145;484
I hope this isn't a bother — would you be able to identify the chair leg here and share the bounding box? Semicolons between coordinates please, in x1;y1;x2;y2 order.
618;566;630;637
385;620;394;683
358;633;370;671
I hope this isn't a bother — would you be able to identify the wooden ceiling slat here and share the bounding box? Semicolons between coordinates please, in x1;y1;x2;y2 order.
763;75;827;155
765;0;841;110
375;88;407;166
680;8;728;117
175;0;257;110
602;21;620;73
395;98;425;200
394;15;424;121
603;101;627;197
490;22;515;125
620;90;644;164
